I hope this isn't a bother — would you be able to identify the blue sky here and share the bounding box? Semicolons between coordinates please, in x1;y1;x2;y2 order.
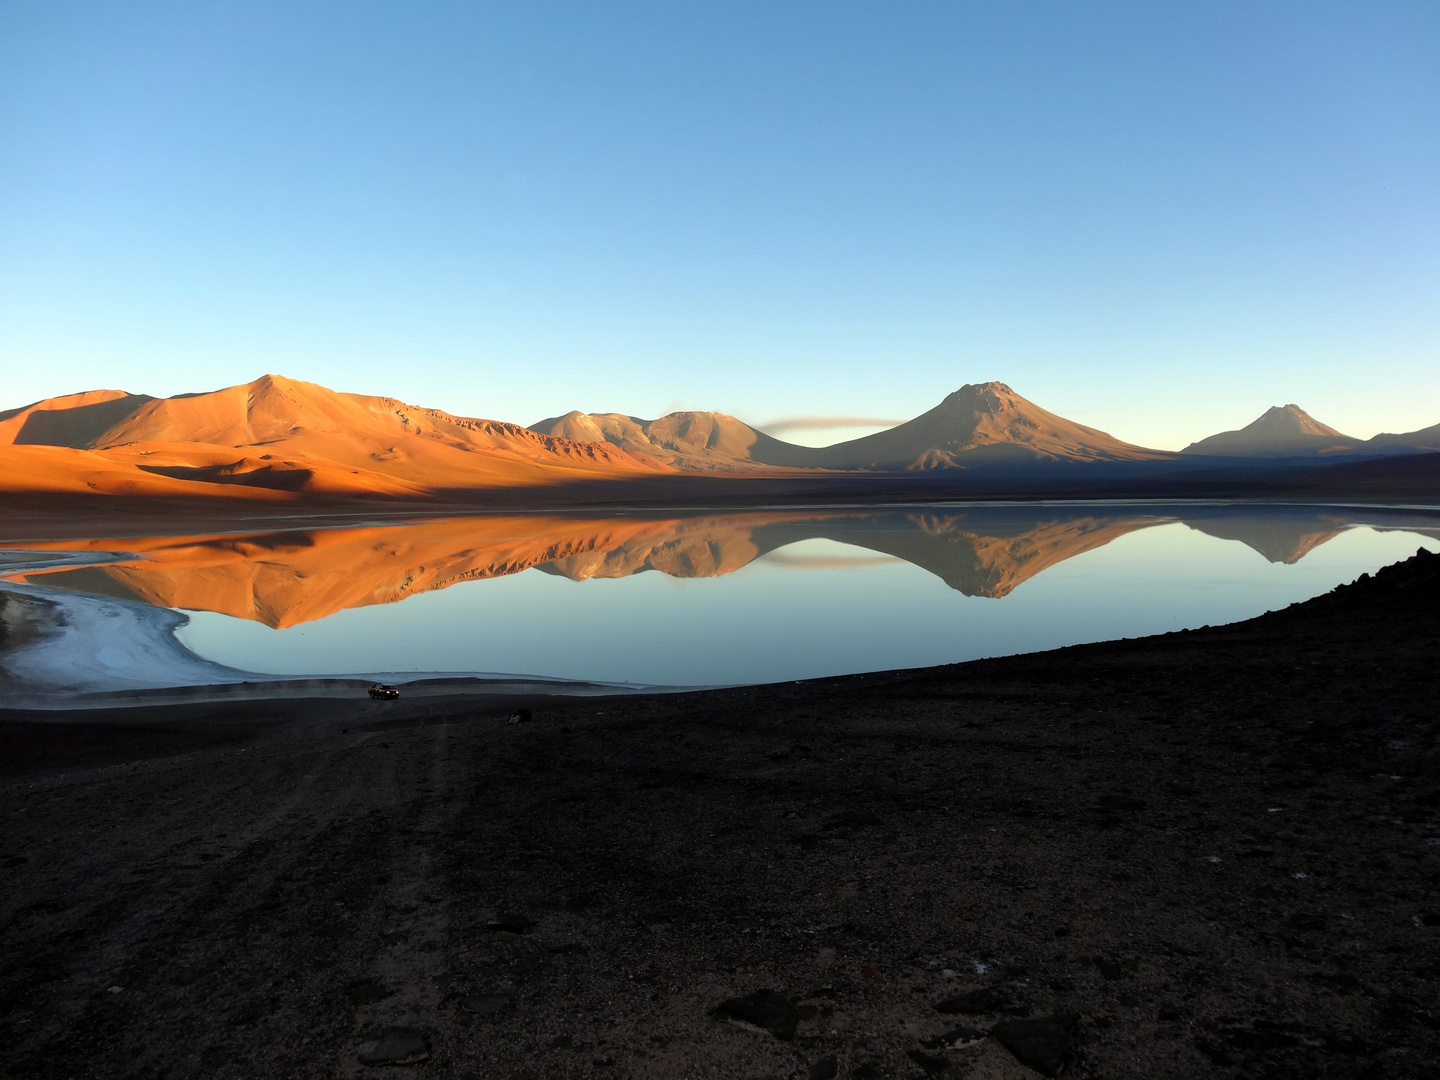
2;1;1437;449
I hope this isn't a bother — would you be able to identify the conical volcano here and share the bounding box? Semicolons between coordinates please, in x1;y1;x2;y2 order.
1182;405;1361;457
805;382;1168;470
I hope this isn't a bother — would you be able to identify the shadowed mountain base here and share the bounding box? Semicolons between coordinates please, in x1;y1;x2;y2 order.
0;552;1437;1078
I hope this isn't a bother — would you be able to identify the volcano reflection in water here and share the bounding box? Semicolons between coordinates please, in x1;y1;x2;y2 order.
10;504;1440;685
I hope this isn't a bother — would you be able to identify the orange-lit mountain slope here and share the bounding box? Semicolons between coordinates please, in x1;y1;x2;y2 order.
530;410;815;470
0;375;668;500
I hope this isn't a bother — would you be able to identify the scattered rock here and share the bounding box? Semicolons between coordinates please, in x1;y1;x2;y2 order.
713;988;800;1040
345;978;394;1006
921;1026;985;1050
460;992;515;1016
508;709;532;725
488;911;535;933
359;1026;430;1066
990;1014;1078;1077
935;986;1004;1014
807;1054;839;1080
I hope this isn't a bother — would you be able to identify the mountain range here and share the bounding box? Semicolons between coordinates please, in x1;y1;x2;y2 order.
1;374;1436;505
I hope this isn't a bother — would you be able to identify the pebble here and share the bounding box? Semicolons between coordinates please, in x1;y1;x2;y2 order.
359;1026;430;1066
990;1014;1078;1077
713;988;800;1040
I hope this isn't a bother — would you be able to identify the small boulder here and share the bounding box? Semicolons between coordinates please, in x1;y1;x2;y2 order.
990;1014;1078;1077
713;988;800;1040
359;1026;429;1066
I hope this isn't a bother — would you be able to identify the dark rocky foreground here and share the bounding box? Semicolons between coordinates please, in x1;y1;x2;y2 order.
2;550;1438;1079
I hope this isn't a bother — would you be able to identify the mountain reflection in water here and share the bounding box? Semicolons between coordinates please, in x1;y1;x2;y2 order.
9;504;1439;630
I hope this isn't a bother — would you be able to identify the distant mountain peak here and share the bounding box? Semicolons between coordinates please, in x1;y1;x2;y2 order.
1182;404;1356;457
1254;404;1345;437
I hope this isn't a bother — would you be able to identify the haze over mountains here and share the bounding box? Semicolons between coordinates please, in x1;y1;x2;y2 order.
1;374;1437;504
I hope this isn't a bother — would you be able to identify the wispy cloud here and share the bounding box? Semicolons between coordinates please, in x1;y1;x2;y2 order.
757;416;905;436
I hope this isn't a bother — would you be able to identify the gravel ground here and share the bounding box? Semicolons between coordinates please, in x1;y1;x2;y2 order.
1;550;1438;1079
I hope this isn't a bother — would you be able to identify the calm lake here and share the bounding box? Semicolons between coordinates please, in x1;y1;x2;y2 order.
5;502;1439;691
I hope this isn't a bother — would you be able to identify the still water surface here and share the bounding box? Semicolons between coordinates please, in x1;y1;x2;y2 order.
13;502;1434;687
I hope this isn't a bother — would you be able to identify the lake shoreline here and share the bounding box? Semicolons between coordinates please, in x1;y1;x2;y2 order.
1;550;1437;1077
4;500;1439;698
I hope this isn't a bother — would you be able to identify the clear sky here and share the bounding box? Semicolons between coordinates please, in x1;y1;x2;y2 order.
2;1;1437;449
